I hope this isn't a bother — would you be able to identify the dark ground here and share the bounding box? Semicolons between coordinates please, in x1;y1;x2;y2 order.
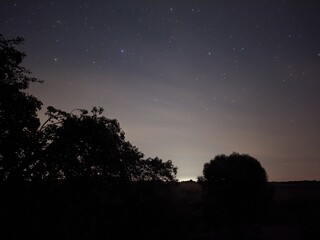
1;180;319;240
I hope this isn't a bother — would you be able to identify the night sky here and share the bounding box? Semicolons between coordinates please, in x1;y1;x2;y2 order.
1;0;320;181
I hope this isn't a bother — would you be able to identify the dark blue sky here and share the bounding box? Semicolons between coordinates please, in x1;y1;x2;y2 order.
1;0;320;181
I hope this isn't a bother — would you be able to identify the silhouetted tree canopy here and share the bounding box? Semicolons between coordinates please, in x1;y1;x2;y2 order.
0;34;42;181
39;106;137;181
199;153;273;224
133;157;177;182
199;152;268;184
37;106;177;181
37;106;178;181
0;34;177;182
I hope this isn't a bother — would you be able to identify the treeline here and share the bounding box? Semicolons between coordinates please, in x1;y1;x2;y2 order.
0;34;177;182
1;34;277;239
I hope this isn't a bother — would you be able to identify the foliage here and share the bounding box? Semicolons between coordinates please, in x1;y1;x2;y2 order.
39;106;140;180
200;152;268;184
0;34;177;182
0;34;42;180
133;157;177;182
199;153;273;224
37;106;177;181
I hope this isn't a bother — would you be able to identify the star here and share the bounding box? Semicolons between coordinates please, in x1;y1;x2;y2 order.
2;0;319;182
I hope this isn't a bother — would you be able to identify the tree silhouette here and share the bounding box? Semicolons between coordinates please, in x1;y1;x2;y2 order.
0;34;177;182
0;34;42;181
133;157;177;182
38;106;177;182
38;106;139;180
199;153;273;225
200;152;267;184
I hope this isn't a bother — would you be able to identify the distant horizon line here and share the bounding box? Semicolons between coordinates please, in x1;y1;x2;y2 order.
177;178;320;183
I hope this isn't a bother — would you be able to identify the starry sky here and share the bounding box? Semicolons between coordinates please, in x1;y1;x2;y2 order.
1;0;320;181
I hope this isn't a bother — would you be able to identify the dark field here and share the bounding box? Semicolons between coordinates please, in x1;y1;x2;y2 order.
1;181;319;240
